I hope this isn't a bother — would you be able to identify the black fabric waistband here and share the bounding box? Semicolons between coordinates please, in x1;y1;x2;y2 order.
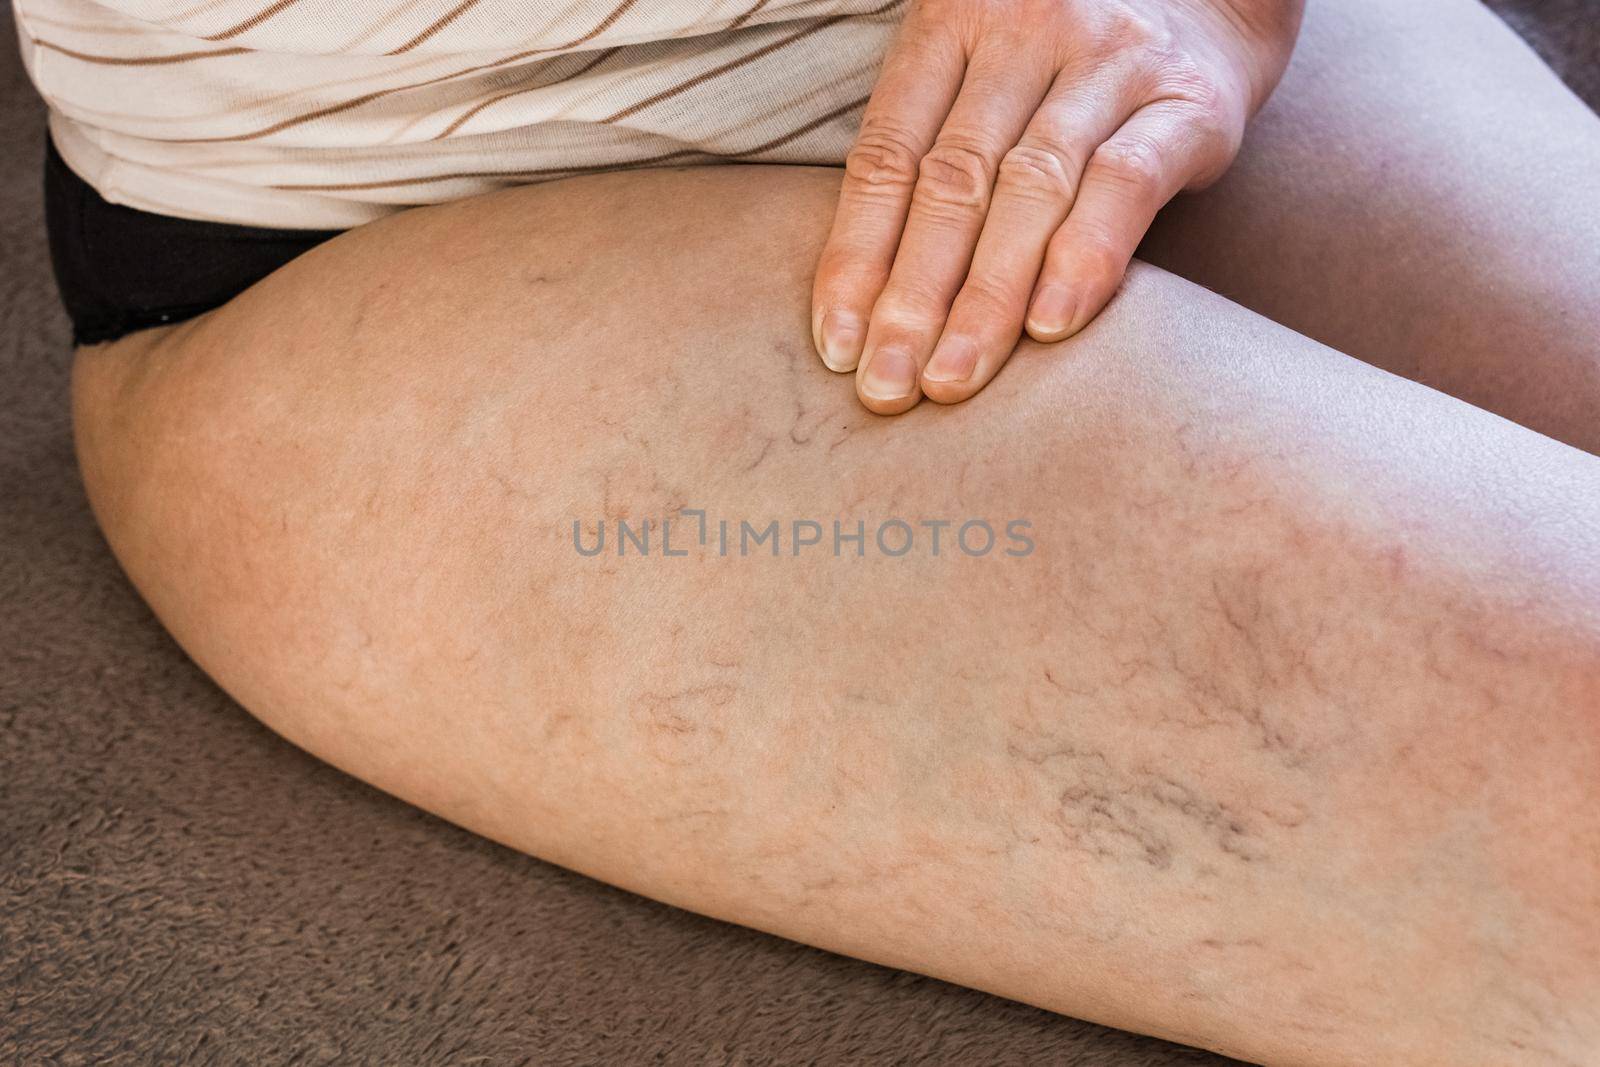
43;138;345;346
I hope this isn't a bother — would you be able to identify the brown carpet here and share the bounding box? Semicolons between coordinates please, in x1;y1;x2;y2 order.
3;5;1596;1064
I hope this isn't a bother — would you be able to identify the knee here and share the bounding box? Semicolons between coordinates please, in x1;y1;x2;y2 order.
72;327;205;565
68;320;549;771
73;325;249;574
71;326;341;720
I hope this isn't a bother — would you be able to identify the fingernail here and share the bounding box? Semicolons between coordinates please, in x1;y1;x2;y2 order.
1027;284;1078;338
859;346;918;402
819;310;864;372
924;336;979;383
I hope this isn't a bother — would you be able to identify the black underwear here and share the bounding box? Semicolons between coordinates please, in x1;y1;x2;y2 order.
43;137;345;346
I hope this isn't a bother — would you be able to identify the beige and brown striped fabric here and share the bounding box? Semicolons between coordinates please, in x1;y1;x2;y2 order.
13;0;904;227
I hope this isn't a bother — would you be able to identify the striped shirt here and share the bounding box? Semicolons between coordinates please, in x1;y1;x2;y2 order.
13;0;904;228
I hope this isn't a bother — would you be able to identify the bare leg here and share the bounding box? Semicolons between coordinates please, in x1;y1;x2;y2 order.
1141;0;1600;453
73;166;1600;1066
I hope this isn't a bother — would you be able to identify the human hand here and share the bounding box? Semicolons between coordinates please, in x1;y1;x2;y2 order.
811;0;1304;412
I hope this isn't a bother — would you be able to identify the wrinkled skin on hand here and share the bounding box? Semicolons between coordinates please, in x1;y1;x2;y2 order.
811;0;1305;412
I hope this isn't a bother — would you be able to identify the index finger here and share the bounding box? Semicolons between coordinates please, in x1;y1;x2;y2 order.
810;13;966;372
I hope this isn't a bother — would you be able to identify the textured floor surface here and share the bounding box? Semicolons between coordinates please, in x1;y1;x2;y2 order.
3;5;1597;1064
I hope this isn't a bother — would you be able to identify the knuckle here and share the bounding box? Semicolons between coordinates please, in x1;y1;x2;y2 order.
1154;93;1244;187
1182;74;1229;119
1066;223;1127;280
1158;62;1232;126
871;288;943;332
1149;45;1249;133
955;274;1015;318
812;242;855;278
812;272;874;315
997;141;1076;204
1091;135;1165;191
1075;228;1126;279
1185;111;1242;184
813;246;881;294
915;140;995;214
1094;3;1166;53
844;119;923;191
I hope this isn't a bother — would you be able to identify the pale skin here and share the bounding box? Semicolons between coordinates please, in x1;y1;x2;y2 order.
69;1;1599;1063
812;0;1305;411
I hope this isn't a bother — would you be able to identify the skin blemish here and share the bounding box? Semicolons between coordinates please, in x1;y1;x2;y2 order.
630;683;738;765
1008;735;1276;871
